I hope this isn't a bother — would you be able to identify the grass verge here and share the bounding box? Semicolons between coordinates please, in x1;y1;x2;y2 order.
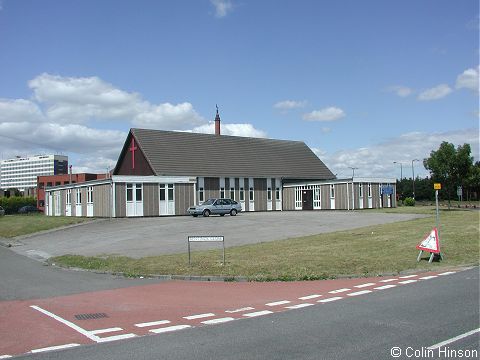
0;214;89;238
52;207;479;281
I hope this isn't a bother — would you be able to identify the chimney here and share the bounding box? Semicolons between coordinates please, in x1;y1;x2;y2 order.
215;105;221;136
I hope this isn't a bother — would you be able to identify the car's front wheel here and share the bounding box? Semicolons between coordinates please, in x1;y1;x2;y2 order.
230;209;237;216
202;209;210;217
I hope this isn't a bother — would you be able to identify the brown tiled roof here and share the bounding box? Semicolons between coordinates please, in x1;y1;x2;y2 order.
129;128;335;179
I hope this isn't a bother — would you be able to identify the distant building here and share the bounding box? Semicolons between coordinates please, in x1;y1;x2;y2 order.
37;173;107;211
0;155;68;192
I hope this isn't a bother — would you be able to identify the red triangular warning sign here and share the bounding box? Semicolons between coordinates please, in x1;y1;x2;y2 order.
416;227;440;254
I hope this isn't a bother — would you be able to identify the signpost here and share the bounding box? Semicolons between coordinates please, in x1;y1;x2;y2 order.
457;186;463;202
417;183;443;262
188;236;225;266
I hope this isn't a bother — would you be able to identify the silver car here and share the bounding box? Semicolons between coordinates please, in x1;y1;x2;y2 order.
187;198;242;217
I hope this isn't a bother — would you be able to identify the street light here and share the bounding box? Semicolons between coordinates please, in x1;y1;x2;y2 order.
393;161;403;180
349;167;358;178
412;159;419;199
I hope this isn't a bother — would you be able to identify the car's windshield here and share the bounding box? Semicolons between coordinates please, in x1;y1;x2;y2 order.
202;199;215;205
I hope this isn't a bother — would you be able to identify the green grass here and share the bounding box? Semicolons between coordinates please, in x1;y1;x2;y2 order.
0;214;89;238
52;207;480;281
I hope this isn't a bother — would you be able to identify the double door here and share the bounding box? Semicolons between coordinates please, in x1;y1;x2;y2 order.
159;184;175;215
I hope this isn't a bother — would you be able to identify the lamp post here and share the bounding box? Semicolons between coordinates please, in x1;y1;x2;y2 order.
393;161;403;180
349;167;358;178
411;159;419;199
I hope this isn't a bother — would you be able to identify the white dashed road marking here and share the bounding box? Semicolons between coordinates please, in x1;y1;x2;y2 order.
266;300;291;307
243;310;273;318
285;303;314;309
201;317;235;325
347;290;372;297
135;320;171;328
225;307;255;313
419;276;438;280
30;344;80;353
379;279;397;283
329;288;351;294
183;313;215;320
374;284;397;290
90;327;123;335
354;283;376;288
318;297;343;303
298;295;322;300
398;280;418;284
149;325;192;334
438;271;456;276
399;275;418;279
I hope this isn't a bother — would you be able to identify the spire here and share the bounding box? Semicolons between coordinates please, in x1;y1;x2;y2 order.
215;104;221;136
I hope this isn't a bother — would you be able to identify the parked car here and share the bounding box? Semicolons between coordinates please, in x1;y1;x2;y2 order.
0;206;4;216
18;205;41;214
187;198;242;217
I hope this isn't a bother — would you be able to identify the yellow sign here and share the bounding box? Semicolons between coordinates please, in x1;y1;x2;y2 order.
434;183;441;190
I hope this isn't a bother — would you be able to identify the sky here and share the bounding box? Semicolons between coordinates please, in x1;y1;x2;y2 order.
0;0;478;179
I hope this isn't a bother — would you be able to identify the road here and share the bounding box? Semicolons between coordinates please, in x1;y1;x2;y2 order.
1;259;478;359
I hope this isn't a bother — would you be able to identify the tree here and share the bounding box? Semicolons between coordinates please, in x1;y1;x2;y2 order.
423;142;475;207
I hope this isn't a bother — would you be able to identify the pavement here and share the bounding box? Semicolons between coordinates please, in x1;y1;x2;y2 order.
8;211;425;260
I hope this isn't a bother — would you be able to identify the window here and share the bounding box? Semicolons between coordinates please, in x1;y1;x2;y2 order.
47;182;52;187
220;187;225;198
127;183;133;201
66;189;71;205
136;183;142;201
276;188;280;200
330;184;335;198
76;189;82;204
368;183;372;197
267;187;272;201
239;187;244;201
249;187;254;201
230;187;235;200
160;184;165;201
168;184;174;201
199;187;204;202
87;187;93;204
359;184;363;197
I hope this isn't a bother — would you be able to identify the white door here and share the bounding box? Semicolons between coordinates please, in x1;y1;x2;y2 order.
126;183;143;217
75;189;82;217
239;187;246;211
267;187;273;211
275;187;282;210
330;185;335;210
47;193;53;216
54;193;61;216
87;187;94;217
159;184;175;215
66;189;71;216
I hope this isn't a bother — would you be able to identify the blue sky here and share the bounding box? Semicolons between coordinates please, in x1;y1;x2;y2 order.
0;0;478;178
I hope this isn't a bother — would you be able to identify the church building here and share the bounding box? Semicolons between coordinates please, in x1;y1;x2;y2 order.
45;111;396;217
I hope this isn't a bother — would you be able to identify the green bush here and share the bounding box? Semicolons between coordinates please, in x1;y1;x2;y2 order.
403;197;415;206
0;196;37;214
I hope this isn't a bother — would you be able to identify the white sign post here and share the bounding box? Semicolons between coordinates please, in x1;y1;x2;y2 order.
188;236;225;266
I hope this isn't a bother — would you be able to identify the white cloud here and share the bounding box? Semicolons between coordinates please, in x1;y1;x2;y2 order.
0;73;209;173
210;0;233;18
386;85;413;97
417;84;453;101
314;128;479;179
455;66;479;92
273;100;307;110
191;122;267;138
303;107;345;122
27;73;204;129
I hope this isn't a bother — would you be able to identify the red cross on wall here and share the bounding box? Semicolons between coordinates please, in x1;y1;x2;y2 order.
129;138;137;169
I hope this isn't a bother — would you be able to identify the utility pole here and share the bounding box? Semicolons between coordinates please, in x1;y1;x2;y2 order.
411;159;419;199
349;167;358;178
393;161;403;179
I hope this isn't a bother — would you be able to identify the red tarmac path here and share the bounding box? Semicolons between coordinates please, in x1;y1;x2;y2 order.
0;269;460;358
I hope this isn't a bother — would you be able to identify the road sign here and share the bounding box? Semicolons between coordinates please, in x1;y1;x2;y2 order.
434;183;441;190
416;228;440;254
457;186;462;197
381;185;394;195
187;236;225;265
